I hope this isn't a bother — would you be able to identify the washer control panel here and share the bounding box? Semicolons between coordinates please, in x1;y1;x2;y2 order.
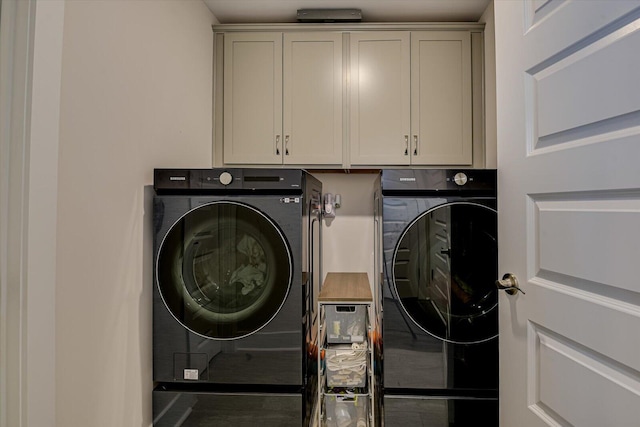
154;168;305;193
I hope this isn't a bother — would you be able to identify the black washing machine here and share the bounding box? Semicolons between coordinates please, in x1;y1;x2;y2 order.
152;168;322;426
378;169;498;426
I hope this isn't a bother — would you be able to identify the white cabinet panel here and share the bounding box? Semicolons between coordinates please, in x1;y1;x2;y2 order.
223;32;342;165
350;32;411;165
223;33;282;164
350;31;473;166
283;32;343;164
411;31;472;165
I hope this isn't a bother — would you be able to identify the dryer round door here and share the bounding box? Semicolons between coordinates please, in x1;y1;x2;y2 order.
156;201;293;340
392;202;498;344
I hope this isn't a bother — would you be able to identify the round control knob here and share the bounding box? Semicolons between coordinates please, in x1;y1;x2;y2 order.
219;172;233;186
453;172;468;186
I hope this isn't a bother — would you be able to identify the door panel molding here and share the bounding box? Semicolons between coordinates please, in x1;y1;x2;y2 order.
526;21;640;152
530;194;640;293
528;321;640;426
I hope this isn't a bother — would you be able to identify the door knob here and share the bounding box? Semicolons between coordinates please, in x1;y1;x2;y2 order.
496;273;525;295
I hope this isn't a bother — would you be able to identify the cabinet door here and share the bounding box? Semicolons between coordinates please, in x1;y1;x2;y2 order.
283;32;343;165
350;32;411;165
411;31;472;165
223;33;282;164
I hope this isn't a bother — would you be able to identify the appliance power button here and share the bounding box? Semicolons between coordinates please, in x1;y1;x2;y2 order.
219;172;233;186
453;172;468;186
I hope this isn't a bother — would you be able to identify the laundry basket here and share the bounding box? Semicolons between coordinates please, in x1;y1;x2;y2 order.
325;343;368;388
324;394;369;427
326;305;367;344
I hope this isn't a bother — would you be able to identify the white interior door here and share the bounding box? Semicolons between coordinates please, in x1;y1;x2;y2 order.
495;1;640;426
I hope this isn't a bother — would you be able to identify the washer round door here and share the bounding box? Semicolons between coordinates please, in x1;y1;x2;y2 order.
157;201;293;340
392;202;498;344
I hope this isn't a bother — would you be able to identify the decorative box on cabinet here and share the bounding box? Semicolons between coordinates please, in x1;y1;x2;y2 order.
318;273;375;427
222;31;343;166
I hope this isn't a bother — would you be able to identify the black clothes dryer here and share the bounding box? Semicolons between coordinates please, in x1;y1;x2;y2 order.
378;169;498;427
152;168;322;426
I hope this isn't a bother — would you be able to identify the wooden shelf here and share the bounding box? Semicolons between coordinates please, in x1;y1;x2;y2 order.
318;272;372;302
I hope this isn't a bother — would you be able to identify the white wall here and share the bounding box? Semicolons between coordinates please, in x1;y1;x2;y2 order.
55;2;216;425
320;173;378;288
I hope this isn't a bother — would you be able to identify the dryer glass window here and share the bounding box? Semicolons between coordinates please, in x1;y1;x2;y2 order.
157;201;292;340
392;202;497;344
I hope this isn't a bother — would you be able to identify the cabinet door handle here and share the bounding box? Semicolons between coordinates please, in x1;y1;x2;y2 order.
404;135;409;156
285;135;290;156
413;135;418;156
275;135;281;156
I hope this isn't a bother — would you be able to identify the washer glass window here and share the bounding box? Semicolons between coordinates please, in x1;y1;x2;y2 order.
157;201;292;340
392;202;497;344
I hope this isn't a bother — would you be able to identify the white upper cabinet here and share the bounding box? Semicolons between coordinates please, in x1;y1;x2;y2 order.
223;32;343;165
350;31;473;166
283;32;343;165
349;32;411;165
223;32;282;164
218;25;479;168
411;31;472;165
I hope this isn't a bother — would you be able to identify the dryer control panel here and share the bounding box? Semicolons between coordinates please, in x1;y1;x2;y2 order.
381;169;496;195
